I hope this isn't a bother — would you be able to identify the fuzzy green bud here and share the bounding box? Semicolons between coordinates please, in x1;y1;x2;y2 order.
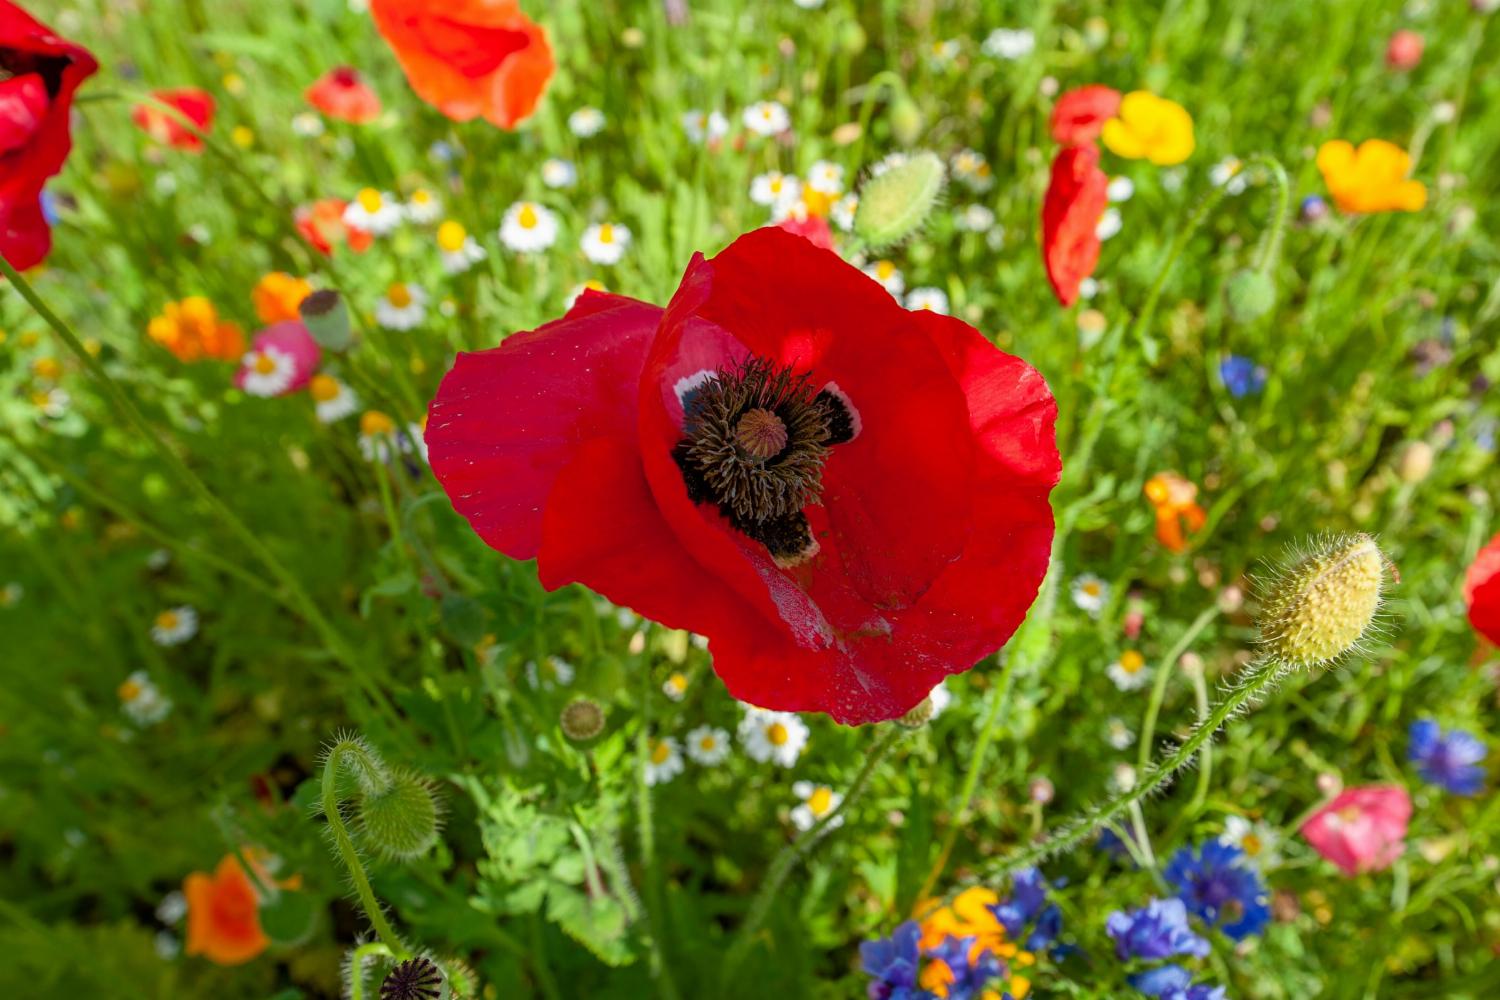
889;96;923;146
897;696;935;729
1257;533;1387;668
560;697;606;743
357;770;442;861
1226;269;1275;324
300;289;353;351
855;151;945;251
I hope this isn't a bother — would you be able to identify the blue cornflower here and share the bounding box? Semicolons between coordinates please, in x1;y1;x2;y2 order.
1130;964;1228;1000
926;936;1002;1000
1164;841;1270;941
1408;719;1487;795
860;921;926;1000
990;867;1064;951
1219;355;1267;398
1300;194;1328;222
1106;898;1211;961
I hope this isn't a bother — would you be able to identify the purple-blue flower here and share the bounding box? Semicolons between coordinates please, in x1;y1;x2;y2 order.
1164;841;1270;941
926;936;1002;1000
1106;898;1211;961
860;921;926;1000
1408;719;1486;796
1129;964;1228;1000
1219;355;1267;398
990;867;1063;951
1300;194;1328;222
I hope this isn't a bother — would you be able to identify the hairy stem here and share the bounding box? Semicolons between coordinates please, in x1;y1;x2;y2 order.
321;741;407;957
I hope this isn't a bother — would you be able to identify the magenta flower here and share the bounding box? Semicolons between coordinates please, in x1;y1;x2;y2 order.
234;321;321;398
1299;785;1411;876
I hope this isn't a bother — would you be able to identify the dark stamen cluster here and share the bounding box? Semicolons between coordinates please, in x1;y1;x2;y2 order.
674;358;858;567
381;957;444;1000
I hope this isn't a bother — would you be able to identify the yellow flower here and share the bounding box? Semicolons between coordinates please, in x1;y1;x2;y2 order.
1101;91;1195;165
1315;139;1426;214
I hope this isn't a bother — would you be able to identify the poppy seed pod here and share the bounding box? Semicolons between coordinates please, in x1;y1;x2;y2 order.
380;956;448;1000
300;289;353;351
1256;534;1387;668
560;697;606;742
1226;269;1275;324
357;770;443;861
855;151;945;250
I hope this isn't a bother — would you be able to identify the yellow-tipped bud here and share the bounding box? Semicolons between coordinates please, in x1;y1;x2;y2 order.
1256;533;1387;668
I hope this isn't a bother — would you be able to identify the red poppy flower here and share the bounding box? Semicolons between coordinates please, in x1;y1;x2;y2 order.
294;198;372;255
306;66;382;123
371;0;553;130
1041;144;1109;306
426;227;1059;724
1385;30;1423;72
0;0;97;269
1464;532;1500;646
1050;84;1121;146
132;87;215;152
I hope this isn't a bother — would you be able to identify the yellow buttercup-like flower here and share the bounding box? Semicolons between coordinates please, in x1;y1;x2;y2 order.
1101;91;1195;165
1315;139;1426;214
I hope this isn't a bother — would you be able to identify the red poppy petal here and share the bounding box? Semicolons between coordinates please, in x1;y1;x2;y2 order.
1041;144;1108;306
1464;533;1500;645
427;292;662;560
0;193;51;270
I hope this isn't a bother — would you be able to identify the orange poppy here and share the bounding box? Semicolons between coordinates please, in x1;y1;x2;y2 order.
294;198;373;255
1144;472;1207;552
147;297;245;362
183;855;268;965
370;0;554;129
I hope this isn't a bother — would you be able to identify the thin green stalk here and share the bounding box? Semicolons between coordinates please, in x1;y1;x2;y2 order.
320;744;407;956
1136;606;1221;773
347;942;395;1000
1187;664;1214;816
635;657;681;1000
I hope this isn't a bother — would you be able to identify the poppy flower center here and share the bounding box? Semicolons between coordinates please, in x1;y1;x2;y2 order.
672;358;859;568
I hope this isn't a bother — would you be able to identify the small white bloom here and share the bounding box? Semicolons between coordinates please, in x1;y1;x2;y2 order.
905;287;949;314
831;193;859;231
32;386;70;418
291;112;325;137
542;158;578;189
983;27;1036;60
1111;763;1138;792
156;890;187;925
1432;101;1457;124
150;606;198;646
344;188;402;235
154;931;181;960
1220;815;1282;867
186;223;211;245
405;188;442;224
743;100;790;136
1079;277;1100;300
792;0;825;8
375;283;429;330
154;172;178;197
949;148;993;191
806;159;845;196
738;708;809;767
1071;573;1108;616
119;671;173;725
1106;717;1136;750
525;655;575;690
662;672;688;701
645;736;684;785
928;38;961;63
311;375;359;423
685;724;730;765
499;201;559;253
1096;207;1123;240
682;109;730;144
790;780;844;831
927;680;952;718
406;422;429;464
862;259;905;297
955;204;996;232
580;222;632;265
239;346;297;397
1107;176;1135;202
1162;167;1186;193
146;549;171;572
438;224;487;274
568;106;606;137
1107;650;1152;691
750;171;803;212
870;151;910;177
1209;157;1248;195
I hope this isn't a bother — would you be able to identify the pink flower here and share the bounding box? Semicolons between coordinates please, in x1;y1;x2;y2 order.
234;321;321;397
1299;784;1411;876
1385;30;1423;71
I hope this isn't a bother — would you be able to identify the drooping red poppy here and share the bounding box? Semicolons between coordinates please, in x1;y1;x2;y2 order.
132;87;215;152
1041;144;1109;306
305;66;382;123
1050;84;1121;146
1464;532;1500;646
370;0;553;130
0;0;97;269
427;227;1059;724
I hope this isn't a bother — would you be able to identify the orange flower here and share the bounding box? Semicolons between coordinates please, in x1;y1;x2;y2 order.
1315;139;1426;214
183;855;268;965
370;0;554;129
252;272;312;323
1144;472;1207;552
147;297;245;362
294;198;373;255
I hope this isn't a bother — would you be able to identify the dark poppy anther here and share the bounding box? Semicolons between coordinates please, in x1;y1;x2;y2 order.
380;956;444;1000
739;510;820;569
814;384;860;445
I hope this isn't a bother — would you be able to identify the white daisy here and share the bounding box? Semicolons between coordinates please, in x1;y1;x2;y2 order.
954;204;996;232
806;159;845;196
406;421;429;464
1078;277;1100;300
830;193;858;230
437;221;486;274
1106;717;1136;750
906;287;949;314
358;411;408;462
682;109;729;144
343;188;402;235
1220;815;1282;867
1095;207;1123;240
749;171;802;212
150;606;198;647
1107;176;1135;202
154;172;178;197
870;151;910;177
146;549;171;571
950;148;993;191
743;100;790;136
156;890;187;925
375;283;428;330
31;386;71;418
1111;763;1138;792
790;781;844;831
738;708;809;767
927;679;952;718
239;346;296;397
310;374;358;423
291;112;324;137
862;260;905;297
542;157;578;189
566;279;608;310
1107;650;1152;691
1071;573;1108;616
685;724;730;766
928;38;961;64
499;201;559;253
525;655;576;689
567;106;606;137
405;188;442;224
662;672;688;702
118;671;172;726
983;27;1036;60
645;736;684;785
1210;157;1248;195
580;222;632;266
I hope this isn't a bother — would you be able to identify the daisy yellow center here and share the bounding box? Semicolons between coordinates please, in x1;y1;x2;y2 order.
766;722;789;746
651;741;672;765
33;357;62;380
437;221;467;253
698;735;717;750
518;204;539;229
1242;833;1263;856
387;284;413;308
309;374;340;402
155;611;179;630
875;260;896;281
411;189;431;204
1082;581;1102;597
769;177;783;194
118;679;143;701
597;223;615;244
252;352;278;375
357;188;383;213
1119;650;1145;674
30;390;52;407
667;672;686;691
761;107;774;121
583;279;606;292
807;786;833;815
361;410;395;436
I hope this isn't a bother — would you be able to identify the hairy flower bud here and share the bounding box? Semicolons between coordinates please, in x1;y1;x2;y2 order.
1256;534;1387;668
1226;269;1275;324
855;151;944;250
897;696;935;729
357;770;443;861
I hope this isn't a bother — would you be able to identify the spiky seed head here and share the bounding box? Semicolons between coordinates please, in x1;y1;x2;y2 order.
855;151;945;250
1256;533;1387;668
560;697;606;743
357;770;442;861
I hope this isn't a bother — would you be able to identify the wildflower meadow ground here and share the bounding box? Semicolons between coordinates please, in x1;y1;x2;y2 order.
2;1;1499;998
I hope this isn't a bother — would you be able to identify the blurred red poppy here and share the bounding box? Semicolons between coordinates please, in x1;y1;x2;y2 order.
294;198;372;255
1050;84;1120;146
1464;532;1500;646
426;227;1059;724
1041;144;1108;306
776;214;834;251
132;87;216;152
306;66;381;123
371;0;553;129
0;0;97;269
1385;30;1423;71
